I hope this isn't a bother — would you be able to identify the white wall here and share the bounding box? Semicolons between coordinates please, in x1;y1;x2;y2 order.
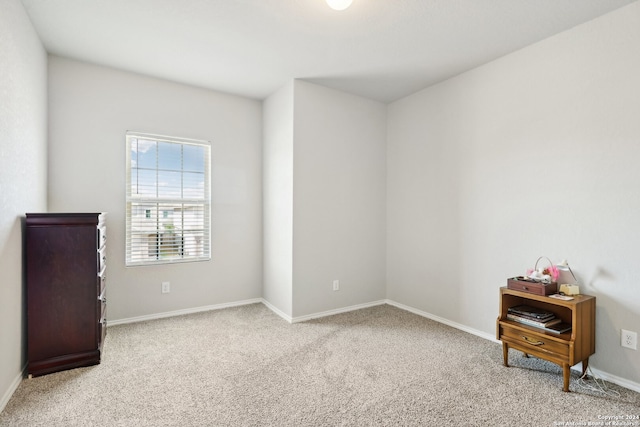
4;1;639;409
0;0;48;409
47;56;263;321
263;80;387;320
292;81;387;318
263;82;295;317
387;2;640;384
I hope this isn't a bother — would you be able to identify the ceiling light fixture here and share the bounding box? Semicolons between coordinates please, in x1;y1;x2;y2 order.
326;0;353;11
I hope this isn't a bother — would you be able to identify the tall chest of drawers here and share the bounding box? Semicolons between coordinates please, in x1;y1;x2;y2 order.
25;213;107;377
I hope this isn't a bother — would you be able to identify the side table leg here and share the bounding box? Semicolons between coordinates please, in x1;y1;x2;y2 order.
502;342;509;367
582;358;589;377
563;364;570;392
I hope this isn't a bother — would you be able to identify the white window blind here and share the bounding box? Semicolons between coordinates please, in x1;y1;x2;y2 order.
126;132;211;266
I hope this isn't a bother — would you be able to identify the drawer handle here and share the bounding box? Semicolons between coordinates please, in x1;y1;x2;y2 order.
521;336;544;346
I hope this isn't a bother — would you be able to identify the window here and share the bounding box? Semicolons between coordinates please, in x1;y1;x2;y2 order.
126;132;211;266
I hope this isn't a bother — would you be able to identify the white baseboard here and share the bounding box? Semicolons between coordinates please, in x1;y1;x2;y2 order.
587;366;640;393
107;298;263;326
385;299;640;394
260;299;293;323
0;366;25;414
289;300;387;323
260;299;387;324
386;299;498;343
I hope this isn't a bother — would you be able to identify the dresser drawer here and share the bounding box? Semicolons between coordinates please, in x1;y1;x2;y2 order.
98;273;106;298
97;225;107;250
98;246;106;273
98;304;107;349
501;324;569;357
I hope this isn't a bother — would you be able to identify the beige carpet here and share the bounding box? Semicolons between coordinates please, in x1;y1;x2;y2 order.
1;304;638;426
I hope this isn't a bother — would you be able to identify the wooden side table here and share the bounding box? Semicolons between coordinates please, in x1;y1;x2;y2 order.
496;287;595;392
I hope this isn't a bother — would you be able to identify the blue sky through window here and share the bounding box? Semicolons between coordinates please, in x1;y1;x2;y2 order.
130;138;206;199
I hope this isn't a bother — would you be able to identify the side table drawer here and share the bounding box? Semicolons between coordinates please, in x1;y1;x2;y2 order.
501;325;569;357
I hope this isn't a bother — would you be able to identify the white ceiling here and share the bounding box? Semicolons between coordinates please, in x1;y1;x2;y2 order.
20;0;637;103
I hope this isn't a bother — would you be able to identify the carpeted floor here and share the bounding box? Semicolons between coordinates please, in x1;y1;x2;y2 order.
1;304;638;426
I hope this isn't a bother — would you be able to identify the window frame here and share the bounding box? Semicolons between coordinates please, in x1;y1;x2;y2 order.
125;131;212;267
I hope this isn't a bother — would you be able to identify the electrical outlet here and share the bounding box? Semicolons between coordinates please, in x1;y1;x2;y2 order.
162;281;170;294
333;280;340;291
621;329;637;350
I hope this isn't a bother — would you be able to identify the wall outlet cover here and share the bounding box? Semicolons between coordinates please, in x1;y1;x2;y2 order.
621;329;637;350
162;281;171;294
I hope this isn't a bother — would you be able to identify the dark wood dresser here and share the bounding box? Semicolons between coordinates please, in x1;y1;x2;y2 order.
25;213;107;377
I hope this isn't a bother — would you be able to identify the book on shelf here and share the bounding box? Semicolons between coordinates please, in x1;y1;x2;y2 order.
507;305;555;321
507;310;555;323
506;313;561;328
543;322;572;334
